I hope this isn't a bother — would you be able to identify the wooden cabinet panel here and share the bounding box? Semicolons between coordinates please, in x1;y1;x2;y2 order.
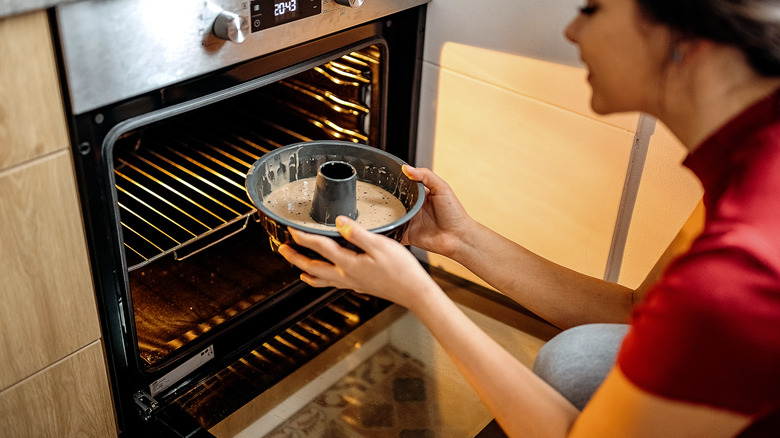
0;151;100;390
0;11;69;170
0;341;117;437
0;10;114;436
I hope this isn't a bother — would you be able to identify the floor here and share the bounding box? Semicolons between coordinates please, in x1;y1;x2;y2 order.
261;344;440;438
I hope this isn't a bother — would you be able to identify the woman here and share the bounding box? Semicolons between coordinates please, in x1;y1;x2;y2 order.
278;0;780;436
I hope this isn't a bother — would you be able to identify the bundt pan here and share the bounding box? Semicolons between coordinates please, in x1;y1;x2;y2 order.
245;140;425;257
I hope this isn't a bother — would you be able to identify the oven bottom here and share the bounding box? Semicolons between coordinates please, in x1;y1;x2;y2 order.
208;268;560;438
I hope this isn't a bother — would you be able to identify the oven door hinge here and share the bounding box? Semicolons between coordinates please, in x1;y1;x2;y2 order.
133;391;216;437
133;391;159;422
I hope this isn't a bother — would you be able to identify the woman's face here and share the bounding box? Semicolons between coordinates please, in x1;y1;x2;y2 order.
565;0;674;115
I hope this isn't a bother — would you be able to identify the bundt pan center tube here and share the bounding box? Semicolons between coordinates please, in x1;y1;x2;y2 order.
245;140;425;256
310;160;359;225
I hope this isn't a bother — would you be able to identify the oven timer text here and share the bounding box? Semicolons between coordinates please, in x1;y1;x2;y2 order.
274;0;298;17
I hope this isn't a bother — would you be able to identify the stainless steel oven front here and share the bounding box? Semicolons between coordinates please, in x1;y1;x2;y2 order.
52;0;429;435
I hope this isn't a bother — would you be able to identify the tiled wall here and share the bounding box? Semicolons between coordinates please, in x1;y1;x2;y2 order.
415;0;702;290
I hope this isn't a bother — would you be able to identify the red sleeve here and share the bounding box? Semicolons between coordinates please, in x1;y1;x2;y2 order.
617;227;780;415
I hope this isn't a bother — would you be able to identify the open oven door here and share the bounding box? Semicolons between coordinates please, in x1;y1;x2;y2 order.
128;269;559;438
129;289;397;437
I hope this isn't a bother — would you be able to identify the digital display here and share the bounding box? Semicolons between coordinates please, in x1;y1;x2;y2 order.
250;0;320;32
274;0;298;21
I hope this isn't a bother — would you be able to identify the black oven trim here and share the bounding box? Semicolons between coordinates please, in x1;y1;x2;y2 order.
55;5;427;435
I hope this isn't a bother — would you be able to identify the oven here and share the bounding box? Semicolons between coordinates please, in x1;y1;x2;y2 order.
52;1;429;436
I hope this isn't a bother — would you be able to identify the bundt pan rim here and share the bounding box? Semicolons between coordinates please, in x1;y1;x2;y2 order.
245;140;425;254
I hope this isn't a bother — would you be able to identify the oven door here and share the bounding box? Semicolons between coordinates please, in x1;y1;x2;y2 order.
57;8;427;436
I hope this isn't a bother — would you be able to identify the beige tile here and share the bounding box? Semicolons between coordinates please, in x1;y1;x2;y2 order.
425;67;634;279
423;0;584;69
437;42;639;132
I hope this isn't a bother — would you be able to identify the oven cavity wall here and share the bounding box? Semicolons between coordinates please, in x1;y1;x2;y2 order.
0;10;117;437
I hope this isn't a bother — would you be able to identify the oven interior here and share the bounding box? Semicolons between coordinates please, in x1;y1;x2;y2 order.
118;44;386;373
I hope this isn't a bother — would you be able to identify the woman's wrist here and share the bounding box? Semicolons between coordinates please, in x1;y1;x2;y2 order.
446;217;482;263
404;277;449;317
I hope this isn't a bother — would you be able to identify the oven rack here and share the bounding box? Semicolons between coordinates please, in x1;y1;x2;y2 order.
115;133;260;271
115;48;379;271
168;292;388;430
115;112;318;271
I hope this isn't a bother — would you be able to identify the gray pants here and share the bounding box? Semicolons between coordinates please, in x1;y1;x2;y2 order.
532;323;630;410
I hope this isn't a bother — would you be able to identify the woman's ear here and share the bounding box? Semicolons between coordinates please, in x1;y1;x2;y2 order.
671;38;716;65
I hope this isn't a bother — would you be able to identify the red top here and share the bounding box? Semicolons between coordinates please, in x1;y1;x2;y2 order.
617;90;780;434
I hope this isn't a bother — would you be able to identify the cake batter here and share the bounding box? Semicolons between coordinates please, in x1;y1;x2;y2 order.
264;177;407;231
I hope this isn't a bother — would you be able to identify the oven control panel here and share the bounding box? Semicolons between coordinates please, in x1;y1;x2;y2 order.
210;0;370;43
249;0;322;33
210;1;322;43
56;0;430;115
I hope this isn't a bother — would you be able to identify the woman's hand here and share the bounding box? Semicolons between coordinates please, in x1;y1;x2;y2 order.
278;216;440;310
401;165;474;258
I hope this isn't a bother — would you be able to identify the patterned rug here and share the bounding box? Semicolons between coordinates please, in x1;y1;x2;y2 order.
263;344;439;438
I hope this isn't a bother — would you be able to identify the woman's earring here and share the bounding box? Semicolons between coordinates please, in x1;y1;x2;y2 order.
672;48;683;64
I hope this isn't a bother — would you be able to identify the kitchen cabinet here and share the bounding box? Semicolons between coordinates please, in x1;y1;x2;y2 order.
0;9;67;169
0;342;116;437
0;10;117;437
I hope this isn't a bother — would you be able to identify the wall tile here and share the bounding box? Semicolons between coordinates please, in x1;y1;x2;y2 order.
423;0;584;68
420;65;633;279
433;43;639;132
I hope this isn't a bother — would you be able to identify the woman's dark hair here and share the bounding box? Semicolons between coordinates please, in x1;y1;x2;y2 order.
635;0;780;76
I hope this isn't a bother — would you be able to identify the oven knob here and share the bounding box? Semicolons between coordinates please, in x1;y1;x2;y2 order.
334;0;364;7
213;11;249;43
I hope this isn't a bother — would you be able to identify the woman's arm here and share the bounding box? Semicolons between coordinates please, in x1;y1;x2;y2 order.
410;280;581;437
279;220;749;437
402;166;633;329
409;285;750;438
570;367;750;438
279;220;581;436
448;219;634;329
